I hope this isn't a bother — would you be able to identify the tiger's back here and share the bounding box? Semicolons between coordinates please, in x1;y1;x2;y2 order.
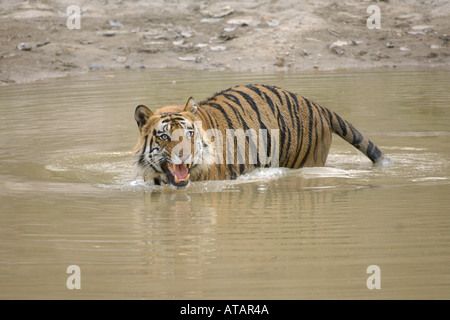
133;84;387;188
193;84;384;179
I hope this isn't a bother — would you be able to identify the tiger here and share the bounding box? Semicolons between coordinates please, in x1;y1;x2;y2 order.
133;84;388;189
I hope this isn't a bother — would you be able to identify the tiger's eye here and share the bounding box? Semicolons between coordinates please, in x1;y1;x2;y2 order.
160;134;170;141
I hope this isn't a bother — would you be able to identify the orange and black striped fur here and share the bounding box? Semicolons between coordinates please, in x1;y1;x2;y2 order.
134;84;388;188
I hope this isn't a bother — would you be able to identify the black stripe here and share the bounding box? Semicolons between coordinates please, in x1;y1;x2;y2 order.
149;136;154;153
288;92;303;138
245;84;263;99
336;113;348;137
276;115;288;165
139;153;146;165
262;91;277;117
223;93;241;106
262;86;286;131
142;135;148;155
199;104;223;131
299;98;315;167
265;129;272;166
310;103;320;164
223;100;250;131
234;89;268;131
235;89;273;166
169;117;186;122
197;106;214;130
371;145;382;162
285;92;302;166
313;102;326;155
228;164;237;180
282;92;299;147
282;91;295;127
258;88;286;166
158;112;181;117
313;124;319;164
314;103;332;127
323;107;335;130
366;140;374;158
261;85;283;106
223;92;251;125
350;125;364;146
205;102;235;130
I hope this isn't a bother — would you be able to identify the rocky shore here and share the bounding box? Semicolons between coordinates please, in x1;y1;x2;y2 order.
0;0;449;85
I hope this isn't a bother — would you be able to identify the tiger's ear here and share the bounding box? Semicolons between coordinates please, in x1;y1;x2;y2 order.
184;97;198;115
134;105;154;130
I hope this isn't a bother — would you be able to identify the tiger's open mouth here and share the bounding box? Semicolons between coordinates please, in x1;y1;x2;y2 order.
164;162;192;188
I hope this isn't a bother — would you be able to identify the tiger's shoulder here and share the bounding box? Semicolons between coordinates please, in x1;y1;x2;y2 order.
199;84;284;105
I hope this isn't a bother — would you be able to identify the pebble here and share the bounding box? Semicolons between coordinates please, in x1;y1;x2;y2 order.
80;40;95;45
108;20;123;27
224;26;237;32
329;40;348;55
178;56;202;63
17;43;32;51
210;45;226;52
227;17;257;27
329;40;348;48
331;47;345;56
90;64;104;71
173;39;184;46
202;5;234;18
407;31;425;35
218;33;237;41
113;55;127;62
103;31;116;37
36;40;50;47
411;25;433;31
200;18;223;23
396;14;422;21
181;31;193;38
265;19;280;27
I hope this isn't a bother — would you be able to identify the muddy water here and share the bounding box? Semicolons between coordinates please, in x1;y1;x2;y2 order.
0;69;449;299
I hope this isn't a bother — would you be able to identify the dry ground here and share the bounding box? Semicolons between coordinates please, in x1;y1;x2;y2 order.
0;0;449;85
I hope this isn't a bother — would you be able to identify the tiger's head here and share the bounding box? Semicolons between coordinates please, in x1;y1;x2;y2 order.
133;97;214;189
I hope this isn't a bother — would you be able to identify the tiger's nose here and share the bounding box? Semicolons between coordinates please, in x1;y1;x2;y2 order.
172;150;192;164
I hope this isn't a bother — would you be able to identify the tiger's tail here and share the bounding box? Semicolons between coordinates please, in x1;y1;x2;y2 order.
325;108;389;165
